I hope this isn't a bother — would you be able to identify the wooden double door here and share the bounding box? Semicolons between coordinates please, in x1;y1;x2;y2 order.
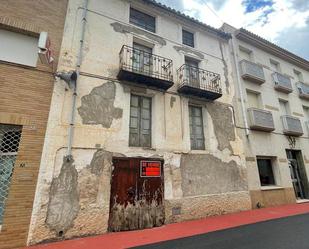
109;158;164;232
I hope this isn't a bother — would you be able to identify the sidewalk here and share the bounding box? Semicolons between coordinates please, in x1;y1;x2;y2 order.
22;203;309;249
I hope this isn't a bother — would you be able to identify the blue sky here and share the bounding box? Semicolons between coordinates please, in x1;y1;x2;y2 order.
158;0;309;60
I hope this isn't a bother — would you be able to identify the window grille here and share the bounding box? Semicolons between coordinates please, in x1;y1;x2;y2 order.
0;124;22;225
130;8;156;32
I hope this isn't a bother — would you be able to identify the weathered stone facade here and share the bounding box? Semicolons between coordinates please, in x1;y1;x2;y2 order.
0;1;68;248
27;0;251;245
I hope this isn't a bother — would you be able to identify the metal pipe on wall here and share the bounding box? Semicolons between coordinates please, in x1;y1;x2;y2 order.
66;0;89;159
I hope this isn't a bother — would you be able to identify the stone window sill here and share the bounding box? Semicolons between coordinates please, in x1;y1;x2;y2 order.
261;186;284;191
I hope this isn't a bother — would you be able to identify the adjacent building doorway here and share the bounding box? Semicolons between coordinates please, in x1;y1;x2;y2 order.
286;150;309;200
109;158;164;232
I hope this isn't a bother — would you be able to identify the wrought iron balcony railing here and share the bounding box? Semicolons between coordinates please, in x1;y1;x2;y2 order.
177;64;222;100
118;45;173;90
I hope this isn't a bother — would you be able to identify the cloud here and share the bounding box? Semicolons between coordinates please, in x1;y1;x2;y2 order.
156;0;309;60
291;0;309;12
157;0;184;11
242;0;274;13
194;0;228;10
276;24;309;60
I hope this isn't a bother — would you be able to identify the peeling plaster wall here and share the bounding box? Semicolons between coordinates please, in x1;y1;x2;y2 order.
78;82;123;127
46;157;79;235
181;154;247;197
28;0;250;245
29;149;113;244
206;102;235;152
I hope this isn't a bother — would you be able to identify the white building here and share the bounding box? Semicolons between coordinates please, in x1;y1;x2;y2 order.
223;24;309;208
28;0;251;244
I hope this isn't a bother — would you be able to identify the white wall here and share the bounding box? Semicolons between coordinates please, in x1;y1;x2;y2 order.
232;35;309;192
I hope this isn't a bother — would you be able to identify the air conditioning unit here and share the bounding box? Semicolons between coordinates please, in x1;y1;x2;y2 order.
281;115;303;137
272;72;293;93
297;82;309;100
247;108;275;132
38;31;54;65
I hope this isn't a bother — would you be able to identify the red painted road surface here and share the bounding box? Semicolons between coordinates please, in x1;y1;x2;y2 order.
22;203;309;249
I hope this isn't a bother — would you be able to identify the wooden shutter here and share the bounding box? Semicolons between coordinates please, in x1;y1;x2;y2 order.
140;97;151;147
133;43;152;75
129;95;151;147
189;106;205;150
185;58;200;88
129;95;140;146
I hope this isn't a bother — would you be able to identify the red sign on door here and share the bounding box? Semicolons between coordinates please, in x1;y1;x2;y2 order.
140;161;161;177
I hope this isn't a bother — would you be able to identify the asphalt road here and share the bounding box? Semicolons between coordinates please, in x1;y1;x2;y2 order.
131;213;309;249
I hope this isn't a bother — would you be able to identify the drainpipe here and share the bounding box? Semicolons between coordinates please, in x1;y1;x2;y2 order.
231;34;250;136
66;0;89;160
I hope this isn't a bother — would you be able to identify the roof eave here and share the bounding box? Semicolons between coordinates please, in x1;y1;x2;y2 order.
236;29;309;71
141;0;231;40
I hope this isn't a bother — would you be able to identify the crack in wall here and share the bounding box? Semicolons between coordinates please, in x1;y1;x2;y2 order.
219;42;230;94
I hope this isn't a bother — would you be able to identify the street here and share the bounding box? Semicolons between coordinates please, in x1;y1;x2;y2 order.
22;203;309;249
132;213;309;249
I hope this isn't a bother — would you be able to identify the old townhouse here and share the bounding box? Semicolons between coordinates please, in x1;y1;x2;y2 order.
0;1;68;248
27;0;251;244
222;24;309;208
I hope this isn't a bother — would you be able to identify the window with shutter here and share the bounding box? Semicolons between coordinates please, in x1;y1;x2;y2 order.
189;106;205;150
129;8;156;33
182;29;194;47
129;95;151;147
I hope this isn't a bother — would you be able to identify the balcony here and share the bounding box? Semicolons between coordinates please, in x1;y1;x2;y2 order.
247;108;275;132
272;72;293;93
296;82;309;100
117;45;173;91
281;115;303;137
177;65;222;100
239;60;265;84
